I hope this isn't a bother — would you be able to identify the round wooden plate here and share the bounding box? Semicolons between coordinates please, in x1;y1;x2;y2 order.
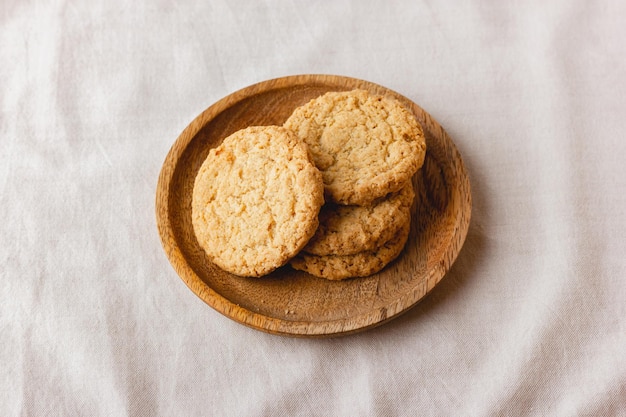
156;74;471;337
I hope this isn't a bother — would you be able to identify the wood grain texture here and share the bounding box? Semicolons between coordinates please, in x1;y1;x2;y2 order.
155;74;472;337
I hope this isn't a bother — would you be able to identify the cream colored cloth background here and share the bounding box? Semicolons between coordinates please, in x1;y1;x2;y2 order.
2;1;625;415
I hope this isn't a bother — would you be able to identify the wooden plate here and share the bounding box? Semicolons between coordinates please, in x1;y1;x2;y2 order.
156;74;471;337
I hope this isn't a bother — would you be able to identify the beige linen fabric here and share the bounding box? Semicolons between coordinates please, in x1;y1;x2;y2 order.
1;1;625;415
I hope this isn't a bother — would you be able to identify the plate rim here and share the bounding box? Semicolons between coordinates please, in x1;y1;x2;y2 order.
155;74;471;337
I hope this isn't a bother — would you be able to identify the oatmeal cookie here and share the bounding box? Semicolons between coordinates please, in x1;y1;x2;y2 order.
303;183;414;256
284;89;426;205
290;221;410;280
192;126;324;277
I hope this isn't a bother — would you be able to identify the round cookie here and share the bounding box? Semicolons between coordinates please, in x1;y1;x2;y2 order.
290;221;411;280
192;126;324;277
303;182;414;256
284;89;426;205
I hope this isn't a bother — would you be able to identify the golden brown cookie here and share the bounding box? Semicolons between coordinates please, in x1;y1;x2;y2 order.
303;182;414;256
284;89;426;205
191;126;324;277
290;221;410;280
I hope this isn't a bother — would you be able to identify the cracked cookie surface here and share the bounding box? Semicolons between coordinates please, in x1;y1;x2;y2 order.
284;89;426;205
303;183;414;256
290;221;410;280
192;126;324;277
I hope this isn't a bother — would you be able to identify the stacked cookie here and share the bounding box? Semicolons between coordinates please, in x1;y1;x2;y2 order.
191;89;426;280
285;90;425;279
